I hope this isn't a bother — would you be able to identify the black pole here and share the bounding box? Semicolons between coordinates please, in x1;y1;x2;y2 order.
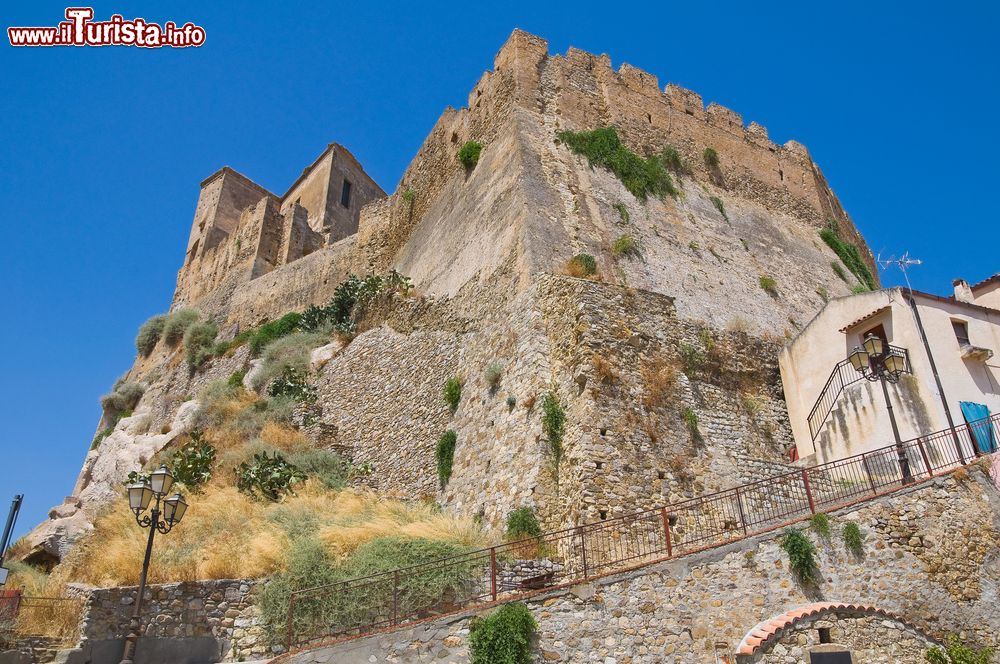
119;502;159;664
905;292;965;461
880;376;913;484
0;495;24;568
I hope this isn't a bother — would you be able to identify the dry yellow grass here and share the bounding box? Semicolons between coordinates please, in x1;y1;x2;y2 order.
259;421;307;451
51;483;492;587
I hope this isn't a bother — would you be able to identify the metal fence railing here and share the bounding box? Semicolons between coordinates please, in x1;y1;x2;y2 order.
807;345;910;441
285;413;1000;650
0;592;83;650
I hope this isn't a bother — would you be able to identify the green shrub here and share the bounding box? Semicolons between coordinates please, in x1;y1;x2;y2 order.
235;451;306;501
287;448;348;490
227;368;247;388
184;321;218;370
566;253;598;277
484;364;503;391
611;235;640;258
541;392;566;480
436;430;457;488
100;381;145;418
170;432;216;491
135;314;167;356
809;513;831;539
506;395;517;410
260;536;478;645
443;377;462;413
505;507;542;540
612;202;630;223
815;286;829;302
682;407;703;445
820;222;876;290
926;634;995;664
780;527;818;584
268;366;317;403
759;275;778;297
469;602;538;664
385;269;414;296
851;284;871;294
255;330;327;389
557;127;677;200
709;196;728;222
249;312;303;356
91;427;113;450
831;261;848;283
660;145;686;172
842;521;865;556
703;147;720;169
163;308;199;346
402;189;416;203
678;343;704;377
459;141;483;168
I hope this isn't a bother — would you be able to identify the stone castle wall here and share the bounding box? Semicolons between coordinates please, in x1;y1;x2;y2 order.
284;466;1000;664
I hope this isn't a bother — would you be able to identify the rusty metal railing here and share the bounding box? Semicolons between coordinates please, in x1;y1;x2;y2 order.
0;593;83;649
285;412;999;650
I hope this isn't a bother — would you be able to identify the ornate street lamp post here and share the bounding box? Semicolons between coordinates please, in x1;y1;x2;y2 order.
119;465;188;664
848;334;913;484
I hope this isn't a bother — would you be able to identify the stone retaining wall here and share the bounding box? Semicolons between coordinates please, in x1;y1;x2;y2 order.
68;579;270;662
284;466;1000;664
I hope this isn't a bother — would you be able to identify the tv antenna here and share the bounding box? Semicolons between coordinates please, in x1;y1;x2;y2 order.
876;251;922;295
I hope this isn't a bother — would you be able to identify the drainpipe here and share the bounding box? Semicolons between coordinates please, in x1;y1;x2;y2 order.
904;291;965;461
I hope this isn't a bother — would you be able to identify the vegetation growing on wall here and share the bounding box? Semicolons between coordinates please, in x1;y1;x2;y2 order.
660;145;686;173
612;202;629;223
459;141;483;168
925;634;995;664
612;235;640;259
758;275;778;297
703;147;720;169
505;507;542;540
842;521;865;556
163;308;200;346
710;196;728;222
565;253;598;278
820;221;876;291
184;321;219;370
556;127;677;201
780;527;818;584
469;602;538;664
99;380;145;429
135;314;168;357
541;391;566;483
809;513;831;539
484;364;503;392
436;430;457;488
443;377;462;413
681;407;703;445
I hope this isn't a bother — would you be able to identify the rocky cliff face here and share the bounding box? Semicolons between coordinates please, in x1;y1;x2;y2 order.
23;30;875;565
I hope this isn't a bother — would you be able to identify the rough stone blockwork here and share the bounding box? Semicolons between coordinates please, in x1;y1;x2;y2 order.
284;468;1000;663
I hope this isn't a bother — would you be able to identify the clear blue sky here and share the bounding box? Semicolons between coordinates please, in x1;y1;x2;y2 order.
1;1;997;543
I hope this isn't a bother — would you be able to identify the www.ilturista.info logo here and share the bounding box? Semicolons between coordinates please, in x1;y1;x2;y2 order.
8;7;205;48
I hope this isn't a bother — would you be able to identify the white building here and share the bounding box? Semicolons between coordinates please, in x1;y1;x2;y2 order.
780;274;1000;465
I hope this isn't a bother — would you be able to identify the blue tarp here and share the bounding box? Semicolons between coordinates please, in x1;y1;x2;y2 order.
960;401;997;453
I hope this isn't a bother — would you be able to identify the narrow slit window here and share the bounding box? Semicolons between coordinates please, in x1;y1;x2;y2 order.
340;179;352;208
953;320;970;347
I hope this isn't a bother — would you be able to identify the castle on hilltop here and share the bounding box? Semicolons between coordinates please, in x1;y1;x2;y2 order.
173;144;385;308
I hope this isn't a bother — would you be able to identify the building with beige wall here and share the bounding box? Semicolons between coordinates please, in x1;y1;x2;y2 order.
780;275;1000;465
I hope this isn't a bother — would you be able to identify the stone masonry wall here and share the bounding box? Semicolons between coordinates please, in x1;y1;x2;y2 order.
286;466;1000;664
68;579;270;661
752;613;937;664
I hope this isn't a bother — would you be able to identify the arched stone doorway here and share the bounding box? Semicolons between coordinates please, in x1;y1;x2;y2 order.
735;602;939;663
